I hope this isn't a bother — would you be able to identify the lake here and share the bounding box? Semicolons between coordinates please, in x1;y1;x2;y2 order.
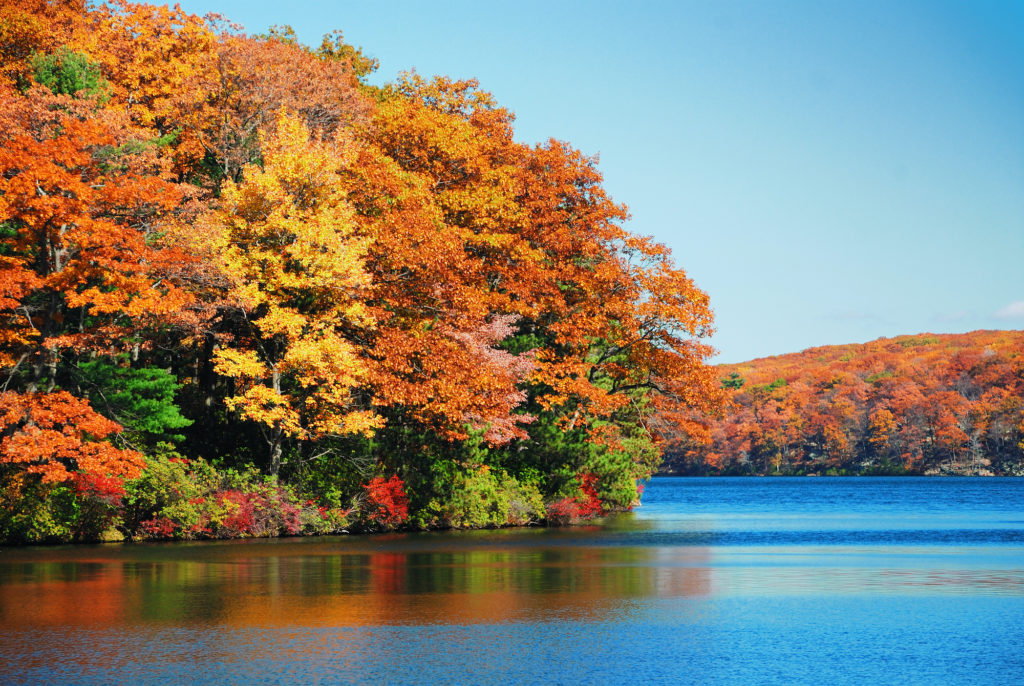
2;476;1023;684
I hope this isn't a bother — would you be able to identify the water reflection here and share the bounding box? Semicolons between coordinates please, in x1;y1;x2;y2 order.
0;526;713;628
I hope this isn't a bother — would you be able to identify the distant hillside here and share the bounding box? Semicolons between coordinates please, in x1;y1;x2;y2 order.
661;331;1024;476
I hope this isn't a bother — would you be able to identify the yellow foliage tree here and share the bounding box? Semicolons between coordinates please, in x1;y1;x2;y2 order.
203;112;380;474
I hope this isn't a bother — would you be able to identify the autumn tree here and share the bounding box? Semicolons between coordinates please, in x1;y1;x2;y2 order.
84;0;219;175
0;390;145;484
341;75;542;449
183;30;370;184
201;112;379;475
0;61;188;490
0;84;187;385
365;74;720;505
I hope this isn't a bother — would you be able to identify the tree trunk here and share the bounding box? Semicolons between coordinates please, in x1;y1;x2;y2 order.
269;366;283;477
270;429;283;477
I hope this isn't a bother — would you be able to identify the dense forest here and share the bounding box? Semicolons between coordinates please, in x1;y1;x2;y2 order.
0;1;721;543
662;331;1024;476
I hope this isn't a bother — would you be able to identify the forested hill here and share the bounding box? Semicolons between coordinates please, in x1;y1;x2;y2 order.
661;331;1024;476
0;1;719;543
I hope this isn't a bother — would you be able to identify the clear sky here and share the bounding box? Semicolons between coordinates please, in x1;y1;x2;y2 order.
173;0;1024;363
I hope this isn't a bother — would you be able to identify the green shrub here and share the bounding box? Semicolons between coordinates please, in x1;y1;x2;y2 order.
0;474;77;544
416;464;544;529
122;446;214;539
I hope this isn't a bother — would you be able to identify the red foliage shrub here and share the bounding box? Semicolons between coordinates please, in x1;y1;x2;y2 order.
277;494;302;535
362;475;409;528
75;472;127;507
140;517;177;538
71;471;129;539
545;497;580;525
576;472;603;518
209;487;303;538
546;473;604;525
217;489;255;536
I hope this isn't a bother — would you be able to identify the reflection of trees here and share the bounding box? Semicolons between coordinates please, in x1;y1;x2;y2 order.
0;562;127;626
0;535;712;628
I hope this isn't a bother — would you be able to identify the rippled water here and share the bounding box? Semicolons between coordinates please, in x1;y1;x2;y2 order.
2;477;1023;684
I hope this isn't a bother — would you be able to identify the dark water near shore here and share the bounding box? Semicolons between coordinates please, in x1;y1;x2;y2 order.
2;477;1023;684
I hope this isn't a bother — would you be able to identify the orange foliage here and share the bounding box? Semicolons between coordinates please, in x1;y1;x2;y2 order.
0;84;188;368
88;0;217;131
362;74;719;452
0;390;144;483
665;331;1024;475
193;32;370;181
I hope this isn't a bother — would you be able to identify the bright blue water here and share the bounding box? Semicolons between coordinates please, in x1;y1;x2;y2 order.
2;477;1023;684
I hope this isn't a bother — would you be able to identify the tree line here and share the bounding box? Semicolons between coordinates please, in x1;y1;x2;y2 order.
663;331;1024;476
0;1;719;542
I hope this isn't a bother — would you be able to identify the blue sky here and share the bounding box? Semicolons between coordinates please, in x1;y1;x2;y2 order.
174;0;1024;363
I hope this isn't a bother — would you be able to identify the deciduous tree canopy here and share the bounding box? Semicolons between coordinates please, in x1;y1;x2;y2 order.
0;0;718;543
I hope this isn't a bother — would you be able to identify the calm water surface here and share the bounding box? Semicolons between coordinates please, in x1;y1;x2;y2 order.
2;477;1023;684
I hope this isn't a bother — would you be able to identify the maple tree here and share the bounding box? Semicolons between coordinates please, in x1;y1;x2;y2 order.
0;390;145;483
349;75;537;443
0;82;187;377
360;74;720;507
